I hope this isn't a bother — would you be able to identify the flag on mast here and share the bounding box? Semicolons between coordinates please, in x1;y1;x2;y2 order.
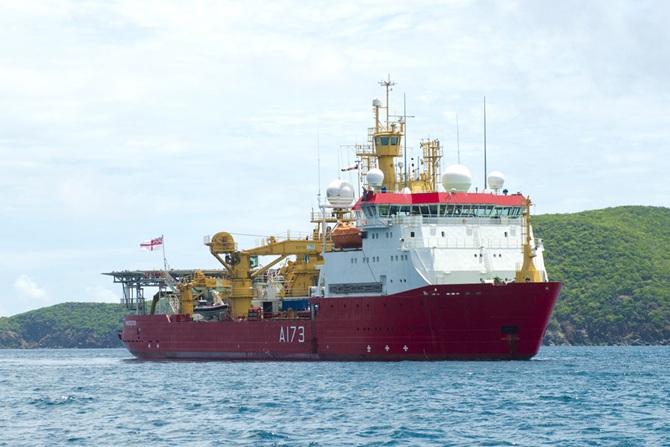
140;236;163;251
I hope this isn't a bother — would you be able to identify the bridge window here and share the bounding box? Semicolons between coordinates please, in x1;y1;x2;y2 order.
474;205;491;216
389;205;410;216
363;206;376;218
378;205;389;217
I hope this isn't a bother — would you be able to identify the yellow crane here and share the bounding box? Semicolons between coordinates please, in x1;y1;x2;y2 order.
204;231;332;319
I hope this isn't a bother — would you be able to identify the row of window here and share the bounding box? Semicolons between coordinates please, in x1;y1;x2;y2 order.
329;282;383;294
361;204;522;219
351;254;409;264
351;252;510;264
375;136;400;146
369;231;395;239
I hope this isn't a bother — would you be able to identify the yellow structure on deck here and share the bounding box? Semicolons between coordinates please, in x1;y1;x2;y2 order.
177;270;229;315
515;197;542;283
205;231;332;319
355;78;443;194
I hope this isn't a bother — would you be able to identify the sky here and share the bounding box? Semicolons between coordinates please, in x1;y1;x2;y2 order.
1;0;668;317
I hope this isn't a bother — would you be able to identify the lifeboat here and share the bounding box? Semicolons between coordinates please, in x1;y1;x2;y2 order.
331;221;362;249
194;302;229;319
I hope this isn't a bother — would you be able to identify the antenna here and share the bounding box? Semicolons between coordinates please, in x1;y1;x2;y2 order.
379;74;396;128
317;126;322;196
456;114;461;164
404;93;408;189
483;97;487;190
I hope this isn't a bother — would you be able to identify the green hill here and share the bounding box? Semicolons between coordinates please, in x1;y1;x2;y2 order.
535;205;670;345
0;302;125;348
1;206;668;348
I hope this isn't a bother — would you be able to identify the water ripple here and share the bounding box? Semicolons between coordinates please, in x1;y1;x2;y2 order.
0;347;668;446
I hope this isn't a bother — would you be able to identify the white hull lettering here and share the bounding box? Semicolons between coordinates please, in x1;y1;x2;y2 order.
279;326;305;343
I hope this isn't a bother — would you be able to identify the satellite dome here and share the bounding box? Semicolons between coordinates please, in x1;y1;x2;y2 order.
487;171;505;191
441;164;472;192
372;97;382;107
326;179;355;207
366;168;384;188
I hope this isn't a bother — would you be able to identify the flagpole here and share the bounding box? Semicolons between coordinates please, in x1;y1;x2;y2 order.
161;234;168;271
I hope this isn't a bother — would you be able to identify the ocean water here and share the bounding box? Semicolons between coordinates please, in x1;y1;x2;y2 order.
0;347;668;446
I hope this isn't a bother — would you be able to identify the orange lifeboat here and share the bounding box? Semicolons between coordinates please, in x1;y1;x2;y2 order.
331;221;363;249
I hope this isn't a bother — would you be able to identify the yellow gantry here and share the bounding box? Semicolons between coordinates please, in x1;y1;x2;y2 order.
204;231;331;319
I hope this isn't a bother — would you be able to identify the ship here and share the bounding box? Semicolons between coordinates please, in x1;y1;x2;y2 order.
111;79;562;360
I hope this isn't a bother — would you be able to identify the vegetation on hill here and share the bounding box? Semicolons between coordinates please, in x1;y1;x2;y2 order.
1;206;668;348
0;302;125;348
534;206;670;345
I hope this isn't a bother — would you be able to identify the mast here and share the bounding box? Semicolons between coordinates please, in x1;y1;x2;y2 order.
161;234;167;271
403;93;408;190
383;75;393;126
483;97;487;190
372;76;403;192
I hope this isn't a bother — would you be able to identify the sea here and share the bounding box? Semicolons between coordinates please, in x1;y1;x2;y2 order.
0;347;667;447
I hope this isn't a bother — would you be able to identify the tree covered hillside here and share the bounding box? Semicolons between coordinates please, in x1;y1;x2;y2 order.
1;206;668;349
0;302;125;348
534;206;670;345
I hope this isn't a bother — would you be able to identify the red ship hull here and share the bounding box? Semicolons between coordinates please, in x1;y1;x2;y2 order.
120;281;561;361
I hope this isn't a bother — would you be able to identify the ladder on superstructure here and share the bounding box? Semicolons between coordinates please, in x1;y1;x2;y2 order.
472;226;493;278
162;270;182;314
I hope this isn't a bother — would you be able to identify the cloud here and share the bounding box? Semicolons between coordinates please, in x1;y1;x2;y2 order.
1;0;669;318
85;286;119;303
13;274;50;302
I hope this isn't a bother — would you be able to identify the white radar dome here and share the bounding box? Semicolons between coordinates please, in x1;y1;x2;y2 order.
366;168;384;188
487;171;505;191
372;97;382;107
441;164;472;192
326;179;355;207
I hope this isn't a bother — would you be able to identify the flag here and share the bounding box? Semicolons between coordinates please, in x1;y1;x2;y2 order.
140;236;163;251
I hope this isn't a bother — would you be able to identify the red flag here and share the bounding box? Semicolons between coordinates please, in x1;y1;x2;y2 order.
140;236;163;251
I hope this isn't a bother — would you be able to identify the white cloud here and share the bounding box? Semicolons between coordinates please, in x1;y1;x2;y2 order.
13;274;50;302
0;0;669;316
85;286;119;303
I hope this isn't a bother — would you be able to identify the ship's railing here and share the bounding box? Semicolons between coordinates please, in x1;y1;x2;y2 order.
254;230;319;247
401;237;519;250
163;270;180;293
284;287;312;298
388;215;517;226
253;279;316;299
365;215;515;227
260;311;312;320
310;209;346;222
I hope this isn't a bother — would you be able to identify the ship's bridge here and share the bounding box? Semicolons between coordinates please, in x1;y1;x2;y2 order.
355;191;526;227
